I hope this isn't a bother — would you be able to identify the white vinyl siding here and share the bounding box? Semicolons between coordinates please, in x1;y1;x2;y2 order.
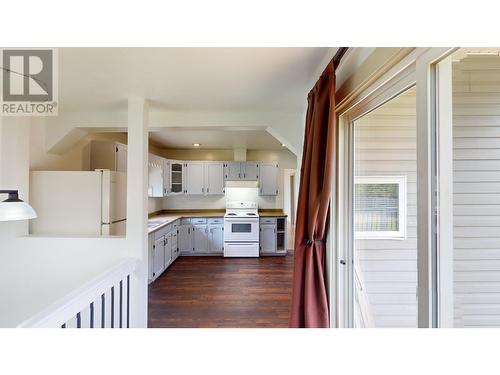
453;55;500;328
354;87;417;328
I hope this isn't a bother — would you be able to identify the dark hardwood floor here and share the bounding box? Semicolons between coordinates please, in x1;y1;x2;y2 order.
148;255;294;328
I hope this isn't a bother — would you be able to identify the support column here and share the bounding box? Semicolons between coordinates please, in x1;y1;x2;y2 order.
127;97;149;327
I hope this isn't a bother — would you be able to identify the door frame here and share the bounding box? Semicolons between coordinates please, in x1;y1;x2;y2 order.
331;47;456;328
283;168;297;226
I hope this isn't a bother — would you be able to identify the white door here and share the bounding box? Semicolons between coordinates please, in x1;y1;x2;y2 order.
164;232;172;267
205;162;225;195
153;236;165;278
115;143;127;172
163;159;171;196
260;224;277;253
179;224;193;254
242;162;259;180
225;162;241;180
193;225;209;253
209;224;224;253
185;162;205;195
259;163;278;195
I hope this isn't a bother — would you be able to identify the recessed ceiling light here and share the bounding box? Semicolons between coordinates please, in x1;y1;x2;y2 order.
281;143;286;147
193;143;201;147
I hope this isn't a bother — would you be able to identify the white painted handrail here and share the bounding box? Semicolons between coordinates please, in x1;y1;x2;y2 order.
354;263;375;328
18;258;137;328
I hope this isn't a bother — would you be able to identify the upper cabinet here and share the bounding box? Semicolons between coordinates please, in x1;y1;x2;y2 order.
224;162;259;181
163;159;171;196
83;140;128;172
242;162;259;181
259;163;279;196
184;161;205;195
224;162;241;180
205;162;225;195
147;156;278;197
170;161;184;195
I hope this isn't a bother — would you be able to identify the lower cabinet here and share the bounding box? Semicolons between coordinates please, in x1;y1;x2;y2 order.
148;220;181;284
208;224;224;254
152;236;166;281
193;224;209;254
179;222;193;255
260;217;287;256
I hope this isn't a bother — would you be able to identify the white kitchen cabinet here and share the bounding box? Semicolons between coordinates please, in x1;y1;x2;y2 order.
184;161;205;195
171;229;179;260
205;162;225;195
153;236;165;279
163;159;171;196
170;161;184;195
208;224;224;253
224;162;241;180
259;163;279;196
260;224;277;254
193;224;209;253
242;162;259;181
179;222;193;254
164;232;173;267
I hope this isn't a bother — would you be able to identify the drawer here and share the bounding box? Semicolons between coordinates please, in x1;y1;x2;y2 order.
154;224;171;240
260;217;277;224
191;217;207;225
180;218;192;225
208;217;224;225
171;220;179;230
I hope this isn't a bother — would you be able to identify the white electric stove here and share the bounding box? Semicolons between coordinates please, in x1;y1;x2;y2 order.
224;201;260;257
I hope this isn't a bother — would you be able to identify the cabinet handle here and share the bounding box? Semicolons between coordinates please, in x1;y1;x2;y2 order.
202;187;204;193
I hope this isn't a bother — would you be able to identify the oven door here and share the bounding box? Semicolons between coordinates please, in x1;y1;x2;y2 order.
224;218;259;242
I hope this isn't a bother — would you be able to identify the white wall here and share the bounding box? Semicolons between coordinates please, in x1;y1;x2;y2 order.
0;101;149;327
354;87;417;328
452;56;500;327
154;148;297;210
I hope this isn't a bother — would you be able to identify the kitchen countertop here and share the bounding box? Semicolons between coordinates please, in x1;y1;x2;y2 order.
148;209;287;233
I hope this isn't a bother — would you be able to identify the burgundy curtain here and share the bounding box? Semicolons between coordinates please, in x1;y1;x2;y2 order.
289;61;337;328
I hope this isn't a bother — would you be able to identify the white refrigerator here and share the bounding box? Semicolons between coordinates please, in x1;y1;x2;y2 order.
29;169;127;236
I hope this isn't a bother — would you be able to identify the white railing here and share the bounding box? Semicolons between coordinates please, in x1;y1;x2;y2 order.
18;258;137;328
354;263;375;328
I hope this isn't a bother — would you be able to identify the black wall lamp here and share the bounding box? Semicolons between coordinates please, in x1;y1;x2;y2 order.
0;190;37;221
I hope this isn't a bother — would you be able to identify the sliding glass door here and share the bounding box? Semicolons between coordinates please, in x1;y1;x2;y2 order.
352;87;417;327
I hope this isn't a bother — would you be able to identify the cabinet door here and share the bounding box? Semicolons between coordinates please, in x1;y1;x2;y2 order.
163;159;171;196
153;236;165;278
205;162;225;195
164;232;173;268
170;162;184;195
171;230;178;260
260;224;277;253
179;224;193;254
115;143;127;172
193;225;209;253
242;162;259;180
185;162;205;195
209;224;224;253
225;162;241;180
259;163;279;196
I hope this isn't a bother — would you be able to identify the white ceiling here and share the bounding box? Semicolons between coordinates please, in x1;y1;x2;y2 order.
58;47;330;112
149;128;285;150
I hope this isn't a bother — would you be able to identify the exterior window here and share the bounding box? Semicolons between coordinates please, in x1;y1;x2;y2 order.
354;176;407;239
